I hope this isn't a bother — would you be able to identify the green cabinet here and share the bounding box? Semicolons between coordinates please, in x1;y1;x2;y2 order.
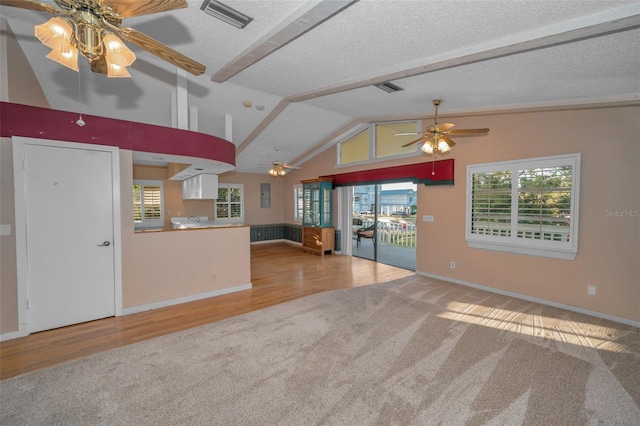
301;178;333;227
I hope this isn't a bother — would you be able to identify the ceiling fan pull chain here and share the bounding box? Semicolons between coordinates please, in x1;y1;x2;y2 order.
76;70;85;127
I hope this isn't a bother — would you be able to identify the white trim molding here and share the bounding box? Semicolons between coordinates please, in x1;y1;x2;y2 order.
416;270;640;329
121;283;252;316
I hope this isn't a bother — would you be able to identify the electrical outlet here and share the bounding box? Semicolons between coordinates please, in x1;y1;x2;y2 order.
450;261;456;269
588;285;597;296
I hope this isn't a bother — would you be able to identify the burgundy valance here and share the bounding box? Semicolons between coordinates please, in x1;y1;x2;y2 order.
322;159;454;187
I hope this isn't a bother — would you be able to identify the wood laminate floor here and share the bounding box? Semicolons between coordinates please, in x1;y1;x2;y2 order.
0;242;414;380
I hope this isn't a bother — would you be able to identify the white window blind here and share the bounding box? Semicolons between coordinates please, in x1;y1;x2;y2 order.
293;184;303;222
466;153;580;260
133;180;164;228
216;184;244;223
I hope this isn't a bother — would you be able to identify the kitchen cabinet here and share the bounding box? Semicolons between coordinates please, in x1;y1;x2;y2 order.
182;174;218;200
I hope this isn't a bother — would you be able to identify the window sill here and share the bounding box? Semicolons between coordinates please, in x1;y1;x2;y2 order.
467;240;577;260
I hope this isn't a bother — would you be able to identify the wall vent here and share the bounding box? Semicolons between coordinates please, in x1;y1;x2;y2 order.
374;82;404;93
201;0;253;29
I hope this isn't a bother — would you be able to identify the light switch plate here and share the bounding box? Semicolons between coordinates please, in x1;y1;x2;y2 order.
423;215;434;222
0;224;11;236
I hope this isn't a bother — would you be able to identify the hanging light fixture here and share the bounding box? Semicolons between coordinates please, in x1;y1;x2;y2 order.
103;33;136;77
268;165;287;176
420;133;452;155
35;17;73;52
34;16;136;77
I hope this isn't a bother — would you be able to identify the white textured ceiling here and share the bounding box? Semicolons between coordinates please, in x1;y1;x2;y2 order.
1;0;639;175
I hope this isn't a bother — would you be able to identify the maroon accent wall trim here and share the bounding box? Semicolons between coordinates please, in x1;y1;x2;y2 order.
0;102;235;166
322;159;454;186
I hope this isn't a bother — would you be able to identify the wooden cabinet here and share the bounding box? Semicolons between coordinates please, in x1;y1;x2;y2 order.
301;178;333;228
302;226;335;256
301;178;334;255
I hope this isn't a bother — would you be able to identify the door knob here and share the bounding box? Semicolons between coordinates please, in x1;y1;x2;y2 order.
97;241;111;247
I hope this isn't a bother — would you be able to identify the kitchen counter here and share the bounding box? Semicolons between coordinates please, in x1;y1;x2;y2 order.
134;224;248;233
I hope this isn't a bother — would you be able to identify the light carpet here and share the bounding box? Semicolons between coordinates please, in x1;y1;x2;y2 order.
2;276;639;425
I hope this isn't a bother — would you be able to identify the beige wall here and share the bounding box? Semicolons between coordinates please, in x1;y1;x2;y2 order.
0;18;49;107
0;139;18;333
0;20;50;334
282;106;640;323
219;171;285;225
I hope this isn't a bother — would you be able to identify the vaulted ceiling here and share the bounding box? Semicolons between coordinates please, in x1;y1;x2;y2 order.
2;0;639;174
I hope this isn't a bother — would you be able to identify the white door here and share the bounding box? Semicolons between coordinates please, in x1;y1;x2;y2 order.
23;143;116;332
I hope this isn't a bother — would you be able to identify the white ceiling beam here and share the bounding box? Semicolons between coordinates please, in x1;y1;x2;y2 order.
211;0;359;83
236;99;290;155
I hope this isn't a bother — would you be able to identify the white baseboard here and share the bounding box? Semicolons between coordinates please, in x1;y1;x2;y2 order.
120;283;252;316
250;239;302;247
251;239;285;245
0;329;29;342
416;270;640;329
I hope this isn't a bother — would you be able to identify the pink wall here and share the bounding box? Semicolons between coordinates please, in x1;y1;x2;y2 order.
416;107;639;322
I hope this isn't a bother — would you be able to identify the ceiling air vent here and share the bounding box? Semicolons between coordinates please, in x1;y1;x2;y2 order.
201;0;253;29
374;82;404;93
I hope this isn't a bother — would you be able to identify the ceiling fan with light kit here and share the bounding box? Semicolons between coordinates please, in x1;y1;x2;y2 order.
264;148;300;176
0;0;206;77
397;99;489;155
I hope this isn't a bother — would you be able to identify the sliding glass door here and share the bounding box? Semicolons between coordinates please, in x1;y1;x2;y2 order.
352;182;416;270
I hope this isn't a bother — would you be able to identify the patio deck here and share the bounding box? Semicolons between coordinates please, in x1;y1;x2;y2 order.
351;238;416;271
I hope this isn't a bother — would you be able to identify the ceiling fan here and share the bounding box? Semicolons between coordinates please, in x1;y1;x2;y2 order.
397;99;489;155
0;0;206;77
266;148;300;176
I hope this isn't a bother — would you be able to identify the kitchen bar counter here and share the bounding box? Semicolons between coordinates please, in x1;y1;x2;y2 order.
123;224;251;314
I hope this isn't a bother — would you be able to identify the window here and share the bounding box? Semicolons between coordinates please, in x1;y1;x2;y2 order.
466;153;580;260
293;184;303;222
133;180;164;228
216;184;244;223
375;122;419;158
339;127;369;165
338;121;419;166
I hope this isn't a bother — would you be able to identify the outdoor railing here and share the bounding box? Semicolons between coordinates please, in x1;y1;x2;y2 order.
358;218;416;248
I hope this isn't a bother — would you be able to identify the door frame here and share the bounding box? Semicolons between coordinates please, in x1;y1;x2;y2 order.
12;137;123;336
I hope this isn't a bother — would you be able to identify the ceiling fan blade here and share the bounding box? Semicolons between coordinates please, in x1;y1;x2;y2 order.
401;135;429;148
101;0;187;18
282;164;301;170
116;27;206;76
394;132;420;136
436;122;456;132
442;135;456;147
448;128;490;136
0;0;60;13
